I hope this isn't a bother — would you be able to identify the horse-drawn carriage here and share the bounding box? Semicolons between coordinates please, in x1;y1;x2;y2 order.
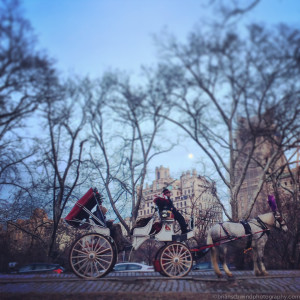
65;188;288;279
65;188;197;279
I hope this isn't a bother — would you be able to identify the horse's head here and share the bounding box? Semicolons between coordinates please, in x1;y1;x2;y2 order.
266;195;288;232
259;212;288;232
273;213;288;232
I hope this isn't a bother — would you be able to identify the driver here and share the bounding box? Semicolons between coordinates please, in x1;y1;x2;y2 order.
154;188;189;234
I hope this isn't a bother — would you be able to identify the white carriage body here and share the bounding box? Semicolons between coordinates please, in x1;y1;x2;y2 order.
132;214;194;250
89;219;111;236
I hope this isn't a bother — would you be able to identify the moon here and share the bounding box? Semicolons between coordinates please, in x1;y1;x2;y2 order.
188;153;194;159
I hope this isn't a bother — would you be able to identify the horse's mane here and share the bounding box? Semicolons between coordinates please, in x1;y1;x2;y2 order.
255;212;274;224
256;212;274;219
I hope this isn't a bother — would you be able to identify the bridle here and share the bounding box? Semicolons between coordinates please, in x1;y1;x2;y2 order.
254;212;287;234
273;213;287;231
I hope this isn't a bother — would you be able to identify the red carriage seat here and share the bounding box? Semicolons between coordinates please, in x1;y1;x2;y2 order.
65;188;97;227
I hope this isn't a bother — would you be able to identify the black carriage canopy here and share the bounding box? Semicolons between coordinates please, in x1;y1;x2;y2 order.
65;188;104;227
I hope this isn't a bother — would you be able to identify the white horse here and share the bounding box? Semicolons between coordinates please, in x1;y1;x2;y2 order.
206;212;287;277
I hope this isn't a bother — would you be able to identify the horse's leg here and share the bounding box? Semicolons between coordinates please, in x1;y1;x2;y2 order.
257;243;268;276
252;247;262;276
211;246;222;278
219;246;233;277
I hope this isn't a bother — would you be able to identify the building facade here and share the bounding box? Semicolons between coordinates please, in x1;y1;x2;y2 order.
137;166;223;226
235;117;289;219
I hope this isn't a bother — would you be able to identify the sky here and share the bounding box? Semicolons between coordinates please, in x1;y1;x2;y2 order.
21;0;300;181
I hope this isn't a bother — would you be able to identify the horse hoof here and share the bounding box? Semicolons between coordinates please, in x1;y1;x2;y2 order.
226;273;233;278
262;272;269;276
216;273;223;278
255;272;262;276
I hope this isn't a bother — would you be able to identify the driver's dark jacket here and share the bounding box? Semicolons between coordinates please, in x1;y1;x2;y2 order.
153;196;188;233
153;196;175;211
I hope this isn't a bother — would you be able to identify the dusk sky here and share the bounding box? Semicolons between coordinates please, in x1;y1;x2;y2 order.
21;0;300;180
22;0;300;78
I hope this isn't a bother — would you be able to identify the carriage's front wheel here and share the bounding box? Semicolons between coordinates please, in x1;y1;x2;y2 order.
154;245;167;277
159;242;193;278
69;233;116;279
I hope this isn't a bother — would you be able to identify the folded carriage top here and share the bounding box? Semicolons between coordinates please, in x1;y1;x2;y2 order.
65;188;97;227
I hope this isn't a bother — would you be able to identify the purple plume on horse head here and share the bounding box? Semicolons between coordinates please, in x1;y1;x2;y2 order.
268;195;277;212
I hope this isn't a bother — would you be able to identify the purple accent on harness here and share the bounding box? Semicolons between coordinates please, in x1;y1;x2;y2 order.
268;195;277;212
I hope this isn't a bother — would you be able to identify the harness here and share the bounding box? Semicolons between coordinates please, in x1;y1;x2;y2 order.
219;223;233;240
240;220;252;253
218;218;270;254
255;217;270;237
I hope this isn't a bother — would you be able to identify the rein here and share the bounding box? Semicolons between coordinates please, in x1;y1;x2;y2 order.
213;219;271;251
204;228;270;251
190;225;270;257
211;211;287;252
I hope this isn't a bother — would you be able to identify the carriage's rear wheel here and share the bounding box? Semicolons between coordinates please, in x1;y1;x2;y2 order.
159;242;193;278
69;233;116;279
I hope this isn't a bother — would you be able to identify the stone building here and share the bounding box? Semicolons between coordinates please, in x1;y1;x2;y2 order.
275;163;300;213
7;208;51;252
235;117;289;219
137;166;223;226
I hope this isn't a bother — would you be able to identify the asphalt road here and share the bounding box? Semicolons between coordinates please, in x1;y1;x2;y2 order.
1;270;300;300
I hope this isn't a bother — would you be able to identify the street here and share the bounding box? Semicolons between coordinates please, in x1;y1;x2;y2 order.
1;270;300;300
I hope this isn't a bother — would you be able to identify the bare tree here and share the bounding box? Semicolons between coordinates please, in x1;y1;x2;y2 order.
88;73;173;234
38;79;88;256
264;153;300;269
0;0;57;198
153;22;300;221
210;0;261;25
133;239;162;265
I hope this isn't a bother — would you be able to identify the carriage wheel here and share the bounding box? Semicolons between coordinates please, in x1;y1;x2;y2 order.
69;233;116;279
159;242;193;278
154;245;167;277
